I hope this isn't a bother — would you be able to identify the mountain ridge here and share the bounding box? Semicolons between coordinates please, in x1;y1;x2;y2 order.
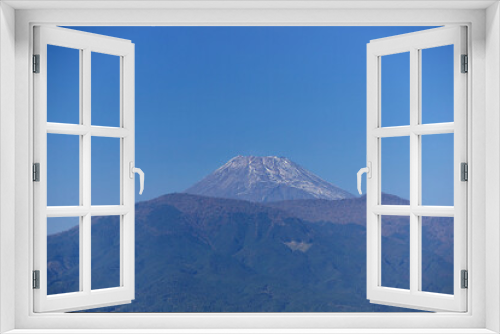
47;192;453;312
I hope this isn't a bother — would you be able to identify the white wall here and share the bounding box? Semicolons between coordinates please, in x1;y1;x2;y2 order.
486;2;500;333
0;2;16;333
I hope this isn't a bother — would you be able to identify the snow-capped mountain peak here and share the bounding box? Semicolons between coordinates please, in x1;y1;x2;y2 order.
184;156;354;202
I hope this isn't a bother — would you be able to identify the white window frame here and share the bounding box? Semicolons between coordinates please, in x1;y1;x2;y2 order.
1;1;499;333
33;25;136;313
366;26;468;312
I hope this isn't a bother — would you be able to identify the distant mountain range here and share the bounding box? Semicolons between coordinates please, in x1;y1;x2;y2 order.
185;156;354;202
48;194;452;313
47;156;453;312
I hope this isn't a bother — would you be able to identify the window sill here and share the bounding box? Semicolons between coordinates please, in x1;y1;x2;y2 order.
4;329;498;334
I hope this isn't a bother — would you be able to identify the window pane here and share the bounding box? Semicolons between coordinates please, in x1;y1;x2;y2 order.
381;137;409;205
47;134;80;206
421;45;454;124
381;52;410;127
91;215;120;290
91;52;120;127
421;133;454;206
421;216;454;295
381;215;410;290
47;217;80;295
47;45;80;124
91;137;121;205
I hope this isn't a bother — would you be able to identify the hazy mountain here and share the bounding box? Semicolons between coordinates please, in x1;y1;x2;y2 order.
184;156;354;202
48;193;453;313
266;193;408;227
266;194;454;264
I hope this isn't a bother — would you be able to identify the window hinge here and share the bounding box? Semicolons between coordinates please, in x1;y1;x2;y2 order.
33;163;40;182
461;54;468;73
461;270;468;289
33;270;40;289
33;54;40;73
461;162;468;182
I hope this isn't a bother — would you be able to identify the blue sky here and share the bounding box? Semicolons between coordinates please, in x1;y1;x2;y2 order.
46;26;455;223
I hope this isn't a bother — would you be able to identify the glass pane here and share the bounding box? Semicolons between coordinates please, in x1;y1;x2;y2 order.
91;215;120;290
381;136;410;205
381;52;410;127
421;45;454;124
421;216;454;295
381;215;410;290
47;217;80;295
92;52;120;127
91;137;121;205
47;45;80;124
421;133;454;206
47;134;80;206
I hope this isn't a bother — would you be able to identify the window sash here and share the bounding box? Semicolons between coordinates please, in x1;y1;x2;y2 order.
32;25;136;313
366;26;468;312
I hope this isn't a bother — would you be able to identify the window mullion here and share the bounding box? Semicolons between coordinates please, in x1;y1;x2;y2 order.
79;48;84;293
82;48;92;294
413;123;454;135
409;47;420;294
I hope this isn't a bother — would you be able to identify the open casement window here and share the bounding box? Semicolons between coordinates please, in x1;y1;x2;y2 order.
365;26;467;312
33;26;141;312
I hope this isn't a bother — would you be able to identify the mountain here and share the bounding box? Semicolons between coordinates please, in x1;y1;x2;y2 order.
266;194;454;266
47;193;453;313
266;193;408;227
184;156;354;203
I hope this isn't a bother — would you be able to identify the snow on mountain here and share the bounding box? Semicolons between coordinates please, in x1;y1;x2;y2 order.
184;155;354;202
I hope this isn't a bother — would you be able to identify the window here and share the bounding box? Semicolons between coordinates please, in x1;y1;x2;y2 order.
3;2;496;333
365;26;467;312
35;25;466;314
33;26;140;312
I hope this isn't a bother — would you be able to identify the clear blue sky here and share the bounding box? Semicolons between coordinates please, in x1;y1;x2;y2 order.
47;26;455;220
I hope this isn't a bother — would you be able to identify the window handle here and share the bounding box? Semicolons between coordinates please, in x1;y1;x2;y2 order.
129;162;145;195
357;162;372;195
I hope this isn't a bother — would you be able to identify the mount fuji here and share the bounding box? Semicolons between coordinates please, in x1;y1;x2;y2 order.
184;155;354;202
